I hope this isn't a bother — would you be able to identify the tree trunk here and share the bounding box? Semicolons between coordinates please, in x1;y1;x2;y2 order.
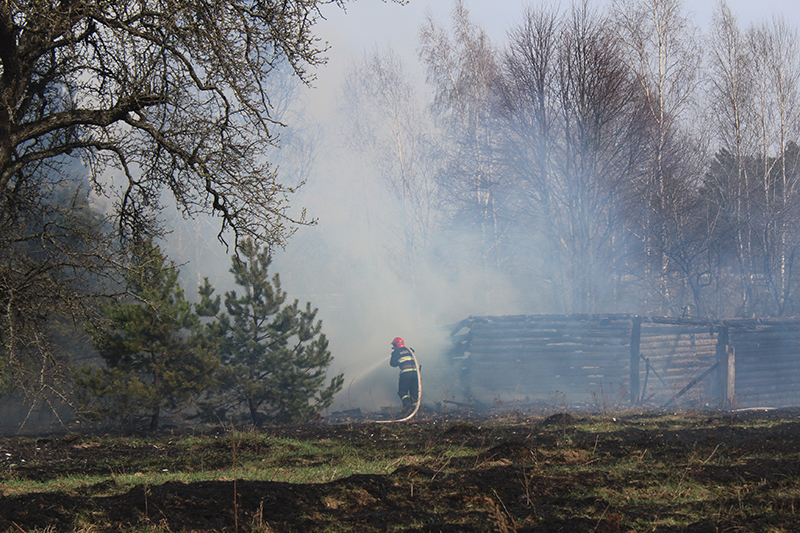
149;404;160;432
248;396;260;426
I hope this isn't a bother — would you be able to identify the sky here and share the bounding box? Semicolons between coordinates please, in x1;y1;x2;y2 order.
310;0;800;119
173;0;800;414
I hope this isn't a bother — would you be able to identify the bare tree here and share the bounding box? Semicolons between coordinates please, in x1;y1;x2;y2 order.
418;0;508;310
0;181;116;429
341;47;441;287
549;0;652;312
0;0;346;245
495;4;563;308
707;2;758;314
612;0;701;193
489;0;659;314
611;0;703;312
746;17;800;315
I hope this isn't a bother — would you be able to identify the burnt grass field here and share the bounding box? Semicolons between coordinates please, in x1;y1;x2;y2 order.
3;408;800;532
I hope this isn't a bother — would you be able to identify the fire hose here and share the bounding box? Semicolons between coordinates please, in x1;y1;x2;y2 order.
375;348;422;424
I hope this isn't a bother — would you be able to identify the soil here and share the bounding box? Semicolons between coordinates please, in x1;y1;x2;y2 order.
3;409;800;532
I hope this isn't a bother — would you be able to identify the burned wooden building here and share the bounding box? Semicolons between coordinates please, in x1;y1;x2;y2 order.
447;314;800;410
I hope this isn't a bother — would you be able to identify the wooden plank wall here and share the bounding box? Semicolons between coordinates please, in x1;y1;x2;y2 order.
449;315;800;410
637;320;718;407
727;320;800;409
451;315;633;408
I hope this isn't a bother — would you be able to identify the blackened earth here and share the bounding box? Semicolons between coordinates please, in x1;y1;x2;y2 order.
3;409;800;532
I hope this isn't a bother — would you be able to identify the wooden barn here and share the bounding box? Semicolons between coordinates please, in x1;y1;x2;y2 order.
447;314;800;411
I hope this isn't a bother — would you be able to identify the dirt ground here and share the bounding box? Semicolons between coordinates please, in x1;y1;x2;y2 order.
3;409;800;532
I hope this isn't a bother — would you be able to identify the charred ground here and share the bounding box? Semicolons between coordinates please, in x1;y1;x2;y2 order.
2;409;800;532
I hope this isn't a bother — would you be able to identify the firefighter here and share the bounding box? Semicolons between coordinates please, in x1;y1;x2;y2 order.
389;337;419;413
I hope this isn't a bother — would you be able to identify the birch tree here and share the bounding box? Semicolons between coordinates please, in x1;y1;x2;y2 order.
341;48;440;287
612;0;703;311
418;0;507;309
707;2;757;314
746;17;800;315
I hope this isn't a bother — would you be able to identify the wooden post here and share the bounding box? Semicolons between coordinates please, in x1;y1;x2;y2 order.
630;316;642;406
715;326;734;409
721;346;735;409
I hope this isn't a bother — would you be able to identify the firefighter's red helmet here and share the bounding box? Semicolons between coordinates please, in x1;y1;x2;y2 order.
392;337;405;348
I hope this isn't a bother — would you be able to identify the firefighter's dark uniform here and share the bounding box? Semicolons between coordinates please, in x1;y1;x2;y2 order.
390;346;419;410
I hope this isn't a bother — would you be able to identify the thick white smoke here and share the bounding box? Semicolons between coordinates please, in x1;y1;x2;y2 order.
164;0;800;414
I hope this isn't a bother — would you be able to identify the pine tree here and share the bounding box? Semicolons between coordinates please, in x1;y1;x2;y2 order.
203;239;343;424
78;240;219;430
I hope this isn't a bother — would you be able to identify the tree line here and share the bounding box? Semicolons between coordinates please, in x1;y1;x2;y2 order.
344;0;800;319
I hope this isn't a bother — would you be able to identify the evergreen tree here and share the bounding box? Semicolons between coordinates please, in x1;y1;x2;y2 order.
201;240;343;425
77;240;218;430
